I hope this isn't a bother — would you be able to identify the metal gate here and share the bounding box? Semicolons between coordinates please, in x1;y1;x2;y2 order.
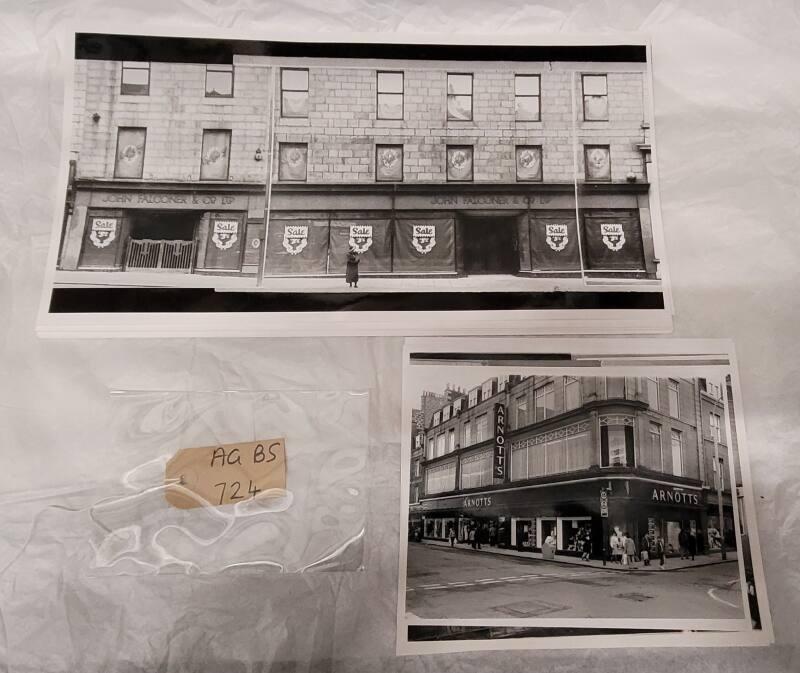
124;239;195;272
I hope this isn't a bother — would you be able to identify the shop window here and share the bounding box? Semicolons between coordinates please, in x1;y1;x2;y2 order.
446;73;473;121
647;377;659;411
584;145;611;181
582;74;608;121
515;395;529;429
463;420;472;447
425;462;456;494
564;377;581;411
375;144;403;181
475;413;488;443
199;129;231;180
460;451;492;489
446;145;473;181
515;74;540;121
278;142;308;182
534;381;555;422
377;71;403;119
114;127;146;179
281;68;309;117
710;412;722;442
205;64;234;97
670;429;683;476
562;519;592;552
668;379;680;418
601;423;634;467
515;146;543;181
120;61;150;95
648;422;663;472
436;433;445;457
448;428;456;453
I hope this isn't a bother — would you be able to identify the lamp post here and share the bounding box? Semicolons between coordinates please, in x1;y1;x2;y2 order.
713;435;727;561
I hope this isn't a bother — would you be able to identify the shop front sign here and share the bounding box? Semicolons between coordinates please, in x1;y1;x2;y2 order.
88;218;118;248
211;219;239;250
282;225;309;255
545;223;569;252
349;224;373;254
493;403;507;480
463;495;492;509
411;224;436;254
600;488;609;517
93;190;247;209
601;223;626;251
651;487;700;506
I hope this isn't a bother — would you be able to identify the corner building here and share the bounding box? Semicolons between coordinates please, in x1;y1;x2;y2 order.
411;376;737;558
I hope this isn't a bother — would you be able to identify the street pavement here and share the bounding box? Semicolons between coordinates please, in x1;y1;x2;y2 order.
406;543;744;620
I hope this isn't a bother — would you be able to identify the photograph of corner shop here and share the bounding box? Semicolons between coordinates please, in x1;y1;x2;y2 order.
49;33;667;311
397;342;772;653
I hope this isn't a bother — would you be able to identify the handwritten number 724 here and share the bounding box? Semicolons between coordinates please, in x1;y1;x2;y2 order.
213;480;262;505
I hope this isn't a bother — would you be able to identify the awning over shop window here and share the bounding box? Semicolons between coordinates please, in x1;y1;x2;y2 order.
265;219;329;275
582;213;646;271
529;215;581;271
328;219;392;273
393;218;456;273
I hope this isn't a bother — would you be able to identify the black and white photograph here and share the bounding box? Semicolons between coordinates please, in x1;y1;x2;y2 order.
397;338;772;653
39;32;672;336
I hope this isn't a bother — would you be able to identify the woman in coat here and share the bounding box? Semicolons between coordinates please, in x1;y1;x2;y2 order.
346;246;360;288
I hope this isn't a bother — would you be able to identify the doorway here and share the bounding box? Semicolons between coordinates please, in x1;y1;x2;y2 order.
460;215;519;275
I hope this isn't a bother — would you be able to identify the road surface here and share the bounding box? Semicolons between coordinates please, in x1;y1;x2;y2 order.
406;543;743;620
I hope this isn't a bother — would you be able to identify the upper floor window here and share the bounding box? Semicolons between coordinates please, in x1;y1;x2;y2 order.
584;145;611;181
468;387;479;408
475;413;489;443
671;429;683;476
515;395;529;428
668;380;680;418
121;61;150;95
710;412;722;443
647;377;659;411
446;145;474;181
601;421;634;467
607;377;625;399
582;74;608;121
446;73;473;121
481;379;494;401
534;382;555;422
200;130;231;180
206;64;234;97
515;146;543;182
114;127;146;179
448;428;456;453
436;433;446;457
649;422;663;472
515;74;541;121
427;437;434;459
377;71;403;119
713;457;725;491
278;142;308;182
442;405;451;422
281;68;309;118
564;377;581;411
463;420;472;447
432;410;441;426
375;145;403;182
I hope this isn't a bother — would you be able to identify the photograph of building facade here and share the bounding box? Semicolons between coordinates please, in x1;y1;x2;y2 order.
55;45;661;289
409;375;737;559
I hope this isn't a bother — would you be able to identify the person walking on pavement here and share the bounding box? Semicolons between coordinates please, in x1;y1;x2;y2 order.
581;536;592;561
489;523;497;547
469;527;476;550
640;534;651;566
678;527;690;559
610;529;622;564
346;246;360;288
448;526;456;548
624;532;637;569
656;535;667;570
688;530;697;561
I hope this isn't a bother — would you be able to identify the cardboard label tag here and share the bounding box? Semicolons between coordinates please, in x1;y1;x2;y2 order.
165;438;286;509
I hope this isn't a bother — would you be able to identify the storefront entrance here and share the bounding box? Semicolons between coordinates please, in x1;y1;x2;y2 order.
125;211;201;272
460;215;519;275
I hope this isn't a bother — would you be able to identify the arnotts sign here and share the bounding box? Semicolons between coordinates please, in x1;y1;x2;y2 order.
651;488;700;505
493;402;507;480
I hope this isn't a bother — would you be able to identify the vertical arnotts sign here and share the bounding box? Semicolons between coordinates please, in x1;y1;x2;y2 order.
493;402;507;480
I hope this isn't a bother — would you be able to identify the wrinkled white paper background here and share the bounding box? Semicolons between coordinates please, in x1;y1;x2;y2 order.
1;1;799;671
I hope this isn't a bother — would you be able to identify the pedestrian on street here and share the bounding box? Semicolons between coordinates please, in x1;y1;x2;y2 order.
656;536;666;570
346;246;360;288
489;523;497;547
640;534;651;566
688;530;697;561
678;527;690;559
624;532;637;569
610;529;622;564
469;527;476;550
448;526;456;548
581;537;592;561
